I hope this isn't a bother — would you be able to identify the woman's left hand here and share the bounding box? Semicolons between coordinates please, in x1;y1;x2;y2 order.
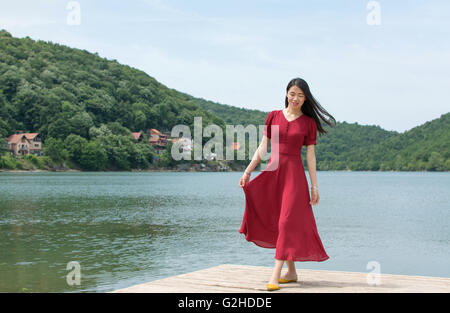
310;188;320;206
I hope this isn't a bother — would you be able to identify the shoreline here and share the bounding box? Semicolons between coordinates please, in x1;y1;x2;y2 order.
0;168;443;173
0;168;246;173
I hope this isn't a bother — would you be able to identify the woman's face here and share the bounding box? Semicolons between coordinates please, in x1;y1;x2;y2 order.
286;85;306;109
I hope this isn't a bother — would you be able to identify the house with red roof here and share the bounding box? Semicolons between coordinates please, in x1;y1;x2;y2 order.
6;130;43;156
171;137;193;153
231;141;240;151
131;132;143;142
147;128;168;147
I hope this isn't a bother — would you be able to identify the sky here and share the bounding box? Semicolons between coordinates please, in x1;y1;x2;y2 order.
1;0;449;133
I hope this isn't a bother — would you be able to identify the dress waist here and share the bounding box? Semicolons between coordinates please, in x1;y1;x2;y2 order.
271;142;302;156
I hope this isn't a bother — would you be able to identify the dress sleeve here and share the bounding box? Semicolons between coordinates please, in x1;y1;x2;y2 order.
262;111;274;139
304;117;317;146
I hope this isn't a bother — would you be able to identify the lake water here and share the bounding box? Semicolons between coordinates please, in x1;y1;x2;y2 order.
0;171;449;292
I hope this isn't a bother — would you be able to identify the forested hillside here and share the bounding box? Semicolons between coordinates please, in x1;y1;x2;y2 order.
313;113;449;171
0;29;448;171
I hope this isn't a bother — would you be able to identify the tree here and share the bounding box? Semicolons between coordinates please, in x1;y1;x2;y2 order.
47;118;72;139
0;69;21;101
64;134;88;164
0;117;10;139
43;137;69;164
69;111;94;138
79;140;107;170
426;151;444;171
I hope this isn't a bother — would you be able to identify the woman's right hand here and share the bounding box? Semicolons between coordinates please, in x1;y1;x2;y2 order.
239;172;250;188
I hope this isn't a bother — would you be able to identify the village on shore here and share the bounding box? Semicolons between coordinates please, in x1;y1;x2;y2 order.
3;129;246;173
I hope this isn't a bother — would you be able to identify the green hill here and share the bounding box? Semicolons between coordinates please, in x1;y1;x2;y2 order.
313;113;449;171
0;29;223;139
0;29;448;171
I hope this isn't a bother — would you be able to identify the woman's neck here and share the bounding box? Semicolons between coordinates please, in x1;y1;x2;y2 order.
285;106;302;116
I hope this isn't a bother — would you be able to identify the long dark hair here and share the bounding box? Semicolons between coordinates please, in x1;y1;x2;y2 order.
285;77;336;135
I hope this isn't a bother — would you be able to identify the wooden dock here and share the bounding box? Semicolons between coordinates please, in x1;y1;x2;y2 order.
112;264;450;293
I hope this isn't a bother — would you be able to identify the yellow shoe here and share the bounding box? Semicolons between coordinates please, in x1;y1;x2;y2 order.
266;283;280;291
279;276;298;284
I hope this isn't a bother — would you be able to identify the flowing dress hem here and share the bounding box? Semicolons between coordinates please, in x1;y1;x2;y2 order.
238;230;276;249
274;254;330;262
238;230;330;262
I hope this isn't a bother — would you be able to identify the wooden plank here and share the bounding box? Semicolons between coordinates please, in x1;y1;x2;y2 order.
111;264;450;293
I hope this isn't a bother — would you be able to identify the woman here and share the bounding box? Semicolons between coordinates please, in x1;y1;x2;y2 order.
238;77;336;291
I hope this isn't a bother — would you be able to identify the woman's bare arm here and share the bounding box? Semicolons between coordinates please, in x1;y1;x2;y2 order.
305;145;317;181
305;144;319;205
245;135;270;173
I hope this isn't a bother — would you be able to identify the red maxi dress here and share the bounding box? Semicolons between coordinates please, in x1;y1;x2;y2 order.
238;109;329;262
